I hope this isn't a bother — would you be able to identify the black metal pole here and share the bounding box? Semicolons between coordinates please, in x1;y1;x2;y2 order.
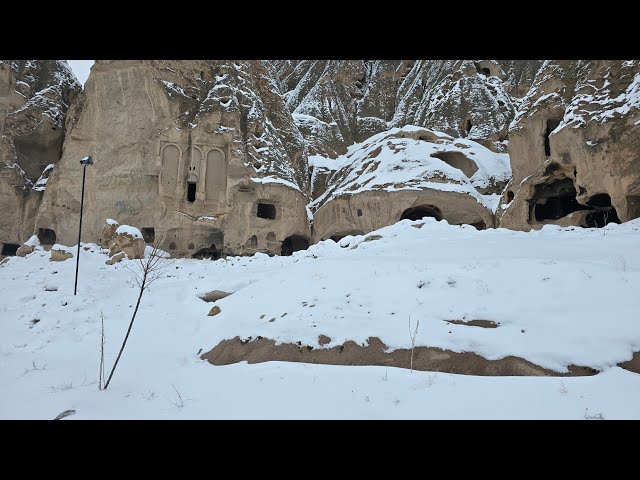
74;165;87;295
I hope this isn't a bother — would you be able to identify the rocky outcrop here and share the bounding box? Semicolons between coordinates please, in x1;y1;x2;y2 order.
50;244;73;261
109;225;146;259
4;59;637;260
15;234;39;257
310;126;510;241
105;251;126;265
499;60;640;230
0;61;80;250
271;60;541;158
35;60;311;258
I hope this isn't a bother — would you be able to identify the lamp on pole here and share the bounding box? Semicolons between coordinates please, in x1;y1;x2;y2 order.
74;155;93;296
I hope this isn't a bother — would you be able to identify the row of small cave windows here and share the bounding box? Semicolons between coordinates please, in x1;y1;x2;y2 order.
164;235;309;258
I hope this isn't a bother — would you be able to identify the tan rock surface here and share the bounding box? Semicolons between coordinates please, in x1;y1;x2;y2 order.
499;60;640;230
16;244;35;257
35;60;311;258
0;61;80;247
50;246;73;261
109;227;146;260
105;251;126;265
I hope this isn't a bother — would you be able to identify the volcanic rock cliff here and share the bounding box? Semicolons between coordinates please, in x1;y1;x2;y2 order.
1;59;638;259
0;60;80;254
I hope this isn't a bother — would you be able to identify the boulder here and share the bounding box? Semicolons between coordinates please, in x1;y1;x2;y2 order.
105;251;126;265
100;219;119;247
199;290;233;303
109;225;145;259
50;244;73;261
16;245;35;257
208;305;221;316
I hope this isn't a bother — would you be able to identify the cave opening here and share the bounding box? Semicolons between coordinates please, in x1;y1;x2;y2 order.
530;178;590;221
257;203;276;220
465;119;472;135
481;67;491;76
544;118;561;156
586;193;612;208
187;182;197;203
281;235;309;256
586;209;620;228
470;220;486;230
400;205;444;222
192;245;219;260
141;228;155;244
37;228;57;245
1;243;19;256
506;191;514;202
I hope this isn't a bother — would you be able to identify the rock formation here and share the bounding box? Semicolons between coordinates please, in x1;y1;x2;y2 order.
34;61;311;259
498;60;640;230
271;60;542;157
310;126;511;241
0;60;80;256
0;59;637;259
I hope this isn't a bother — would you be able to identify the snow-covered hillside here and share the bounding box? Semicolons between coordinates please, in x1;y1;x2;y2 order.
309;126;511;213
1;218;639;419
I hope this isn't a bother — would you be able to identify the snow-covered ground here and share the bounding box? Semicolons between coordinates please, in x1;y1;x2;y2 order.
1;218;639;419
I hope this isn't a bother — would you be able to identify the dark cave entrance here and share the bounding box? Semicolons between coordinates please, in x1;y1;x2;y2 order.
544;118;561;156
470;220;486;230
257;203;276;220
586;209;620;228
530;178;590;221
481;67;491;76
400;205;444;222
141;228;155;244
1;243;19;256
281;235;309;256
585;193;620;227
187;182;197;203
465;119;472;135
329;230;364;242
506;190;515;202
192;245;219;260
37;228;56;245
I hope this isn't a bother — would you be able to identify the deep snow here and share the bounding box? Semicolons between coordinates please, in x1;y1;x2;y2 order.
1;218;639;419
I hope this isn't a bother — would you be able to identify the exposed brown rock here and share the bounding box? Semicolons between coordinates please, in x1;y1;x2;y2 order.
50;246;73;261
499;60;640;230
100;220;118;247
16;244;35;257
0;61;80;248
618;352;640;374
445;319;499;328
199;290;233;303
109;228;145;260
202;336;598;377
208;305;221;316
34;60;310;258
105;251;126;265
